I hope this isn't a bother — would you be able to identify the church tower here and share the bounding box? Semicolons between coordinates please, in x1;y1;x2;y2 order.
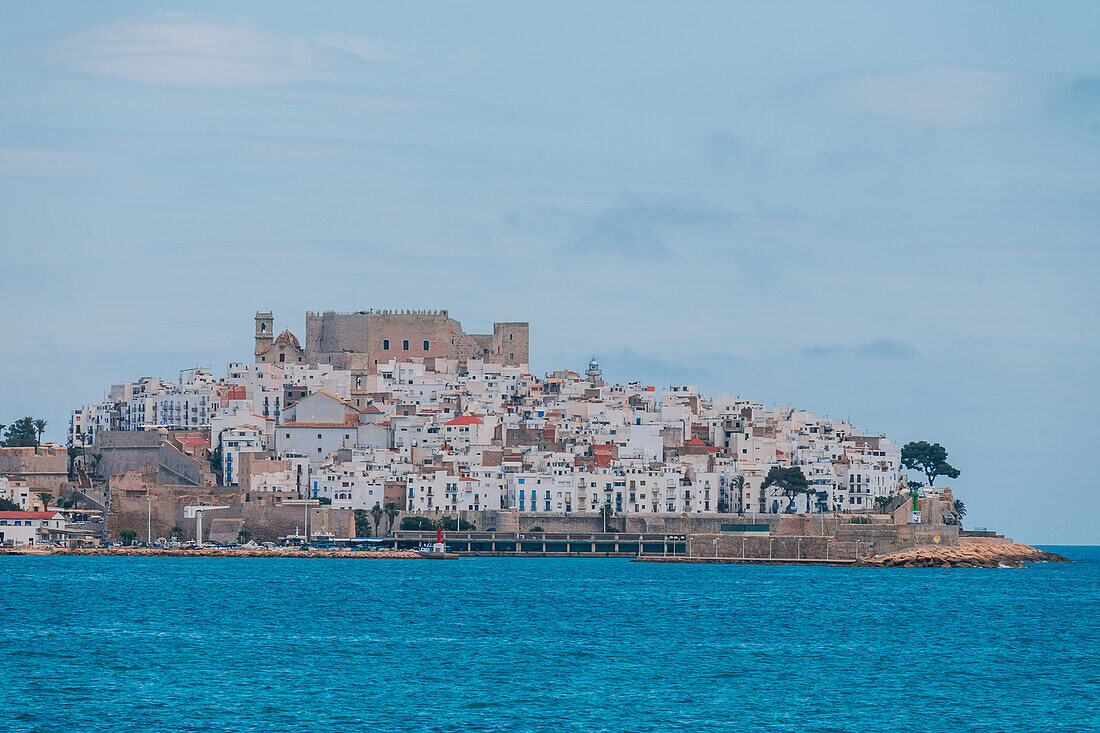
255;311;274;362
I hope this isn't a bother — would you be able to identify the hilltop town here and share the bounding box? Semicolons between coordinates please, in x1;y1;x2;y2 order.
1;307;984;561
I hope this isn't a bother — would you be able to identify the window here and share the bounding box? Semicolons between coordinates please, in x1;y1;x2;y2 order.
423;340;430;351
383;339;390;350
403;340;410;351
279;353;285;363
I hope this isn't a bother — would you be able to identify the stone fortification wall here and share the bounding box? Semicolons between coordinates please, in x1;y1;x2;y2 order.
109;484;353;542
94;430;211;487
303;309;528;369
0;445;69;492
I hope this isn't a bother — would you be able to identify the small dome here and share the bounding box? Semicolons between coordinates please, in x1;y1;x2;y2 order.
589;357;599;367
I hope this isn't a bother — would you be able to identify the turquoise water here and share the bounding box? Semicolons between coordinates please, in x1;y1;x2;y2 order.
2;548;1097;732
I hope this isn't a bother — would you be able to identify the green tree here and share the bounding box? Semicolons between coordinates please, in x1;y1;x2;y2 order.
317;496;332;505
0;497;21;511
66;445;80;480
951;499;967;527
370;502;383;535
901;441;960;486
383;502;399;535
873;495;893;511
439;515;475;531
730;473;747;515
208;443;223;474
236;529;253;544
169;523;184;538
400;515;437;531
527;525;544;532
90;453;104;479
600;503;614;532
2;417;39;448
353;509;372;536
761;466;810;513
33;419;47;448
119;529;138;545
907;479;925;491
37;492;53;510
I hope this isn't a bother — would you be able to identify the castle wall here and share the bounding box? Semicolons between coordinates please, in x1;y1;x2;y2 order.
303;310;528;370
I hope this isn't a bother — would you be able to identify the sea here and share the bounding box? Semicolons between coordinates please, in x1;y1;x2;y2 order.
2;547;1097;733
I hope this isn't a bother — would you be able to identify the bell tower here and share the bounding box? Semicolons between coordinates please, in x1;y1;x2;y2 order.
255;311;274;362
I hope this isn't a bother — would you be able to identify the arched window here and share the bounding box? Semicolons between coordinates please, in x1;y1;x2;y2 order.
383;339;390;350
423;340;430;351
402;340;410;351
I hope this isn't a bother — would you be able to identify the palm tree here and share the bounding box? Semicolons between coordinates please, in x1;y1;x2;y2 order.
953;499;966;527
383;502;399;535
370;502;383;536
730;473;746;515
33;419;47;449
66;445;80;480
37;492;53;510
169;523;184;539
91;452;104;479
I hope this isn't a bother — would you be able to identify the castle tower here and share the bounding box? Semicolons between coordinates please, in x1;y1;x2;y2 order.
255;311;274;362
586;356;602;386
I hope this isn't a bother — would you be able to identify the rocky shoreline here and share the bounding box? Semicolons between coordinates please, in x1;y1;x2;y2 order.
858;542;1070;568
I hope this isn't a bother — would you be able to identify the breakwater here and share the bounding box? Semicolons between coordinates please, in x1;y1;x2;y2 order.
857;542;1070;568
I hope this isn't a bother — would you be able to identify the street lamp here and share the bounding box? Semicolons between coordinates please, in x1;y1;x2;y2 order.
283;499;321;543
713;537;719;558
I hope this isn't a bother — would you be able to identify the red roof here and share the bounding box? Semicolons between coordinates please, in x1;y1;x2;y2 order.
177;436;210;447
460;477;478;481
0;511;60;520
687;437;706;446
646;386;655;391
363;405;383;415
445;415;484;426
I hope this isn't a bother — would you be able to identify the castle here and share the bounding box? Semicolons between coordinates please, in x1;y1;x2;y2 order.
254;309;529;371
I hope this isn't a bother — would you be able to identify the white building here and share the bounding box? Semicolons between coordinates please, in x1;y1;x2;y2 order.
0;511;66;547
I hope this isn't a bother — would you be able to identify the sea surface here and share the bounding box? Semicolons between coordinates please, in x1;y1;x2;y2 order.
2;547;1097;732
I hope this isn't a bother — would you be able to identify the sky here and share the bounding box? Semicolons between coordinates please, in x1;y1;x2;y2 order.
1;2;1097;543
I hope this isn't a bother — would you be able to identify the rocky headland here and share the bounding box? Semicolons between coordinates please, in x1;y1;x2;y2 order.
858;541;1070;568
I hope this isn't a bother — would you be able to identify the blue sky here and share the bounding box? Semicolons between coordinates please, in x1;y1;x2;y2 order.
1;2;1097;543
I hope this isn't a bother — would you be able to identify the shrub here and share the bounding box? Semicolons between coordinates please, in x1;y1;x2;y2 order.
400;516;437;531
439;516;476;531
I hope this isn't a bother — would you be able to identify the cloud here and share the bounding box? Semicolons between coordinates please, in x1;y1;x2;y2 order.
597;347;744;386
803;338;920;360
1053;76;1100;118
0;149;102;174
702;132;741;163
568;197;735;258
831;66;1043;125
43;12;377;86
